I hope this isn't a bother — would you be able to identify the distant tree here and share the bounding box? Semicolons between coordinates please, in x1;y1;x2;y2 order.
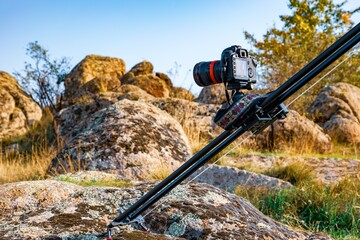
14;41;70;113
245;0;359;113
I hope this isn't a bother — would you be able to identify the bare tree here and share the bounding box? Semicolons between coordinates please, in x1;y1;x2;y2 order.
14;41;70;113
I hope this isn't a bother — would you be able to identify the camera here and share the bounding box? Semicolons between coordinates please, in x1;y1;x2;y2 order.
193;45;257;90
194;45;261;130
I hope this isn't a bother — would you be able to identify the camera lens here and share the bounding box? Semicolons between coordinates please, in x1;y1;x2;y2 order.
193;60;222;87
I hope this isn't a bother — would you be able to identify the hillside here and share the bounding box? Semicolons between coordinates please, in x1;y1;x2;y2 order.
0;55;359;239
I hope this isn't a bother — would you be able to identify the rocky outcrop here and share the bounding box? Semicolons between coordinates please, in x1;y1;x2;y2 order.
190;164;293;192
0;180;330;239
149;98;221;142
63;55;126;106
196;84;227;104
121;61;173;98
120;61;195;101
48;99;192;180
151;98;331;154
170;86;195;101
55;85;154;141
62;56;195;107
307;82;360;143
0;71;42;141
221;154;360;184
113;84;155;101
250;110;332;153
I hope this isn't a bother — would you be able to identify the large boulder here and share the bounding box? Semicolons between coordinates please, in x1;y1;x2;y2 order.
55;85;154;141
221;154;360;184
249;110;332;153
0;71;42;141
121;61;173;98
170;86;195;101
196;84;227;104
48;99;192;180
307;82;360;143
0;180;330;239
63;55;126;106
149;98;221;143
190;164;293;192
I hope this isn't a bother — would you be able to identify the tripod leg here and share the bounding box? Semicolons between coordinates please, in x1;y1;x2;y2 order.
108;130;232;228
125;126;249;221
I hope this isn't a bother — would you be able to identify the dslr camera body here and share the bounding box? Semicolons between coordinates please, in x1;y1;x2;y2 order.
193;45;257;91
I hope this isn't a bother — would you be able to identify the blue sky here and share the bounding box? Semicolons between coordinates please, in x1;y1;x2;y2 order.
0;0;359;95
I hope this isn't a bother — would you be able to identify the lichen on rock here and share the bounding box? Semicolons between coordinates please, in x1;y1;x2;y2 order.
49;99;192;180
189;164;293;192
0;179;331;239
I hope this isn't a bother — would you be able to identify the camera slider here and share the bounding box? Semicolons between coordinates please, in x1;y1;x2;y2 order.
213;92;288;133
250;102;288;134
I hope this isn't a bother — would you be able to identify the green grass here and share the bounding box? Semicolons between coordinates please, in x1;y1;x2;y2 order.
235;162;360;239
56;176;133;188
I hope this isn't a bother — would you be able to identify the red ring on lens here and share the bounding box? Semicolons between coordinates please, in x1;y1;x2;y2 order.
209;61;218;84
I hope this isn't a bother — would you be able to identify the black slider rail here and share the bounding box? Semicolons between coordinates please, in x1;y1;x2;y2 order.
102;22;360;238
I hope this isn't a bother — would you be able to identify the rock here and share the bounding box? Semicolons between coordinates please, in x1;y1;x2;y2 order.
52;170;132;183
113;84;155;101
55;85;154;142
304;157;360;184
0;180;171;239
154;73;195;101
122;74;171;98
0;71;42;141
221;154;360;184
170;87;195;101
196;84;227;104
307;82;360;143
155;72;172;86
48;99;192;180
190;164;293;192
129;60;154;76
149;98;221;142
0;180;81;212
121;61;172;98
250;110;332;153
55;96;114;142
63;55;126;106
0;180;331;239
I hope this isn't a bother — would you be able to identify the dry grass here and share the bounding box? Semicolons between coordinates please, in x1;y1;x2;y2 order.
0;146;57;184
0;109;59;184
146;164;173;181
263;160;315;185
172;105;209;153
56;175;133;188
